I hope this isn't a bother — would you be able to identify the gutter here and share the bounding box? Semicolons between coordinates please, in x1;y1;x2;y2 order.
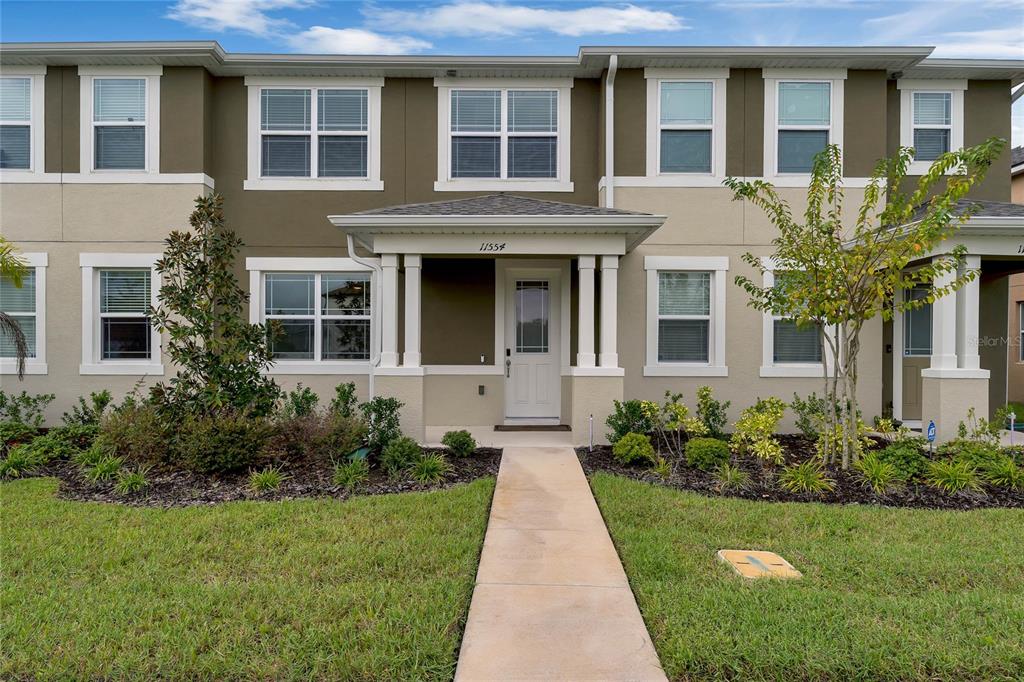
346;233;382;399
605;54;618;209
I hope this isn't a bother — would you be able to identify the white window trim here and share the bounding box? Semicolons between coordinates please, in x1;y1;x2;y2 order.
644;68;728;182
79;253;163;376
763;69;845;183
758;259;834;378
0;66;46;178
434;77;573;192
243;77;383;191
1018;300;1023;363
897;79;967;176
78;66;161;177
0;252;47;375
245;257;377;374
643;255;728;377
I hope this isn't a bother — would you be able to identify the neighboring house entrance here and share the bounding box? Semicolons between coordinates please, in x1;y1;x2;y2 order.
503;266;563;422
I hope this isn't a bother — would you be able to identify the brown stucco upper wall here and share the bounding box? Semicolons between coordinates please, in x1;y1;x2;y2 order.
843;70;888;177
725;68;763;178
203;69;215;176
885;79;900;159
964;79;1011;201
613;68;645;176
160;67;207;174
42;66;79;173
421;258;495;364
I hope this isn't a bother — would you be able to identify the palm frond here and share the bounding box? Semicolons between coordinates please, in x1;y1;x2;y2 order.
0;312;28;379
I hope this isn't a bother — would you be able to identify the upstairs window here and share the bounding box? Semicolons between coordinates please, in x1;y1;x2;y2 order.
777;81;831;173
658;82;713;173
93;78;147;170
911;92;952;161
0;77;32;169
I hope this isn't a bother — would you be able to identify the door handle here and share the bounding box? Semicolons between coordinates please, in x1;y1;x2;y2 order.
505;358;511;378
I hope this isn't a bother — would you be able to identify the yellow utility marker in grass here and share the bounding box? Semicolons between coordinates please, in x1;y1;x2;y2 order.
716;550;802;579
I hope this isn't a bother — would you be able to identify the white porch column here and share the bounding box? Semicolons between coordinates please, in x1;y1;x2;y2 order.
380;253;399;368
403;254;421;367
599;255;619;367
929;256;958;371
956;254;981;370
577;256;596;367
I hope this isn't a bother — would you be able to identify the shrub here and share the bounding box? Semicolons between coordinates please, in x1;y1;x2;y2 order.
730;397;786;465
983;457;1024;490
779;460;835;494
695;386;730;439
0;445;44;479
715;462;750;492
100;402;170;464
333;457;370;490
612;432;656;466
281;383;319;419
62;390;113;426
940;439;1002;470
876;441;928;481
442;430;476;458
606;399;655;444
409;453;452;485
0;421;38;452
360;396;403;452
646;392;708;460
82;455;123;483
47;423;99;452
927;460;981;494
15;431;79;465
114;465;152;495
330;382;358;418
380;436;421;477
790;392;828;439
175;412;272;475
0;390;54;427
685;437;731;472
316;413;368;461
815;418;874;462
650;456;672;480
73;442;112;468
249;465;289;493
267;413;325;460
855;452;900;494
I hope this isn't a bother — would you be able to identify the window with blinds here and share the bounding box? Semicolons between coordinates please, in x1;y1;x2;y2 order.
0;270;37;358
657;271;711;363
449;88;558;179
911;92;952;161
93;78;146;170
264;272;371;361
770;270;822;364
99;269;152;360
259;88;368;178
659;81;713;174
1;77;32;170
777;81;830;173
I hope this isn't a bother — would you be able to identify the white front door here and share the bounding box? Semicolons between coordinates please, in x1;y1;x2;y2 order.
504;270;561;420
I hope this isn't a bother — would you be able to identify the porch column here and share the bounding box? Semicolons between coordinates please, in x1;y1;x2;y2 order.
956;254;981;370
929;257;958;371
577;255;596;367
403;254;421;367
380;253;399;368
599;255;619;367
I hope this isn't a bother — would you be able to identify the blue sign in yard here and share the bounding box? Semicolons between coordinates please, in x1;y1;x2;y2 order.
927;420;936;443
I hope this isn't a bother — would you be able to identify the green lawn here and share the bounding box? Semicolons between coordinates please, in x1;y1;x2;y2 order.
1;477;494;681
591;473;1024;682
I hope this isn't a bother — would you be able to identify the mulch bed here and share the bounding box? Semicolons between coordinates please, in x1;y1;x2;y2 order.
578;435;1024;511
32;448;502;508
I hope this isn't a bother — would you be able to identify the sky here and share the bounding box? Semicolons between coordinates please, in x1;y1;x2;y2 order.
1;0;1022;142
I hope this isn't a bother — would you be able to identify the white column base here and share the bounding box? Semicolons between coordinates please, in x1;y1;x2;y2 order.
576;352;596;367
598;352;618;367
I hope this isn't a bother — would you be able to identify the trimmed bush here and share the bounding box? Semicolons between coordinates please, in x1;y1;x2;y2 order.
361;396;403;452
606;400;655;444
174;412;272;475
612;432;656;466
695;386;730;439
685;437;731;472
316;413;368;461
280;384;319;418
876;441;928;481
380;436;421;478
100;403;170;465
330;382;358;418
0;421;37;452
442;430;476;458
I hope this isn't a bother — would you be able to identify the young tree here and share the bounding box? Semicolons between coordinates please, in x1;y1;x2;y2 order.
0;237;29;379
726;137;1004;469
149;194;281;417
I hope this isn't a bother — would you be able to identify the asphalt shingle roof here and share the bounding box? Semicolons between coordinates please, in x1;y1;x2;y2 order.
911;199;1024;221
1012;145;1024;171
350;194;650;217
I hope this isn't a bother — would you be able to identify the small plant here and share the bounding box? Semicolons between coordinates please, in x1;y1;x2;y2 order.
940;439;1002;470
730;397;786;466
114;465;152;495
855;452;900;494
606;399;656;444
249;465;289;493
779;460;835;494
62;390;113;426
815;418;873;463
643;392;709;460
82;455;123;483
612;432;656;466
13;431;80;466
876;441;928;481
0;444;44;479
685;437;731;472
333;457;370;490
175;411;272;474
0;421;37;451
927;460;981;494
330;382;358;418
650;456;672;480
281;383;319;418
873;417;897;437
715;462;750;492
790;392;828;439
441;430;476;458
0;390;55;427
73;441;112;468
695;386;730;439
360;396;404;452
956;406;1005;446
409;452;452;484
380;436;421;477
983;457;1024;490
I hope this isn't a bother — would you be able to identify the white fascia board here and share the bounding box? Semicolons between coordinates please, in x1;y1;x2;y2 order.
78;65;163;76
763;68;847;80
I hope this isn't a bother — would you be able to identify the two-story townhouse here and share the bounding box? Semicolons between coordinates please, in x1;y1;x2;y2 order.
1;42;1022;443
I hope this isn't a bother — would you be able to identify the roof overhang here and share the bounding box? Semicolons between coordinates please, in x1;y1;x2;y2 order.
328;213;666;254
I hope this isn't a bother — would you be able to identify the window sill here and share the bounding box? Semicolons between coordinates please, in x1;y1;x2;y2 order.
643;364;728;377
760;364;826;378
243;178;384;192
265;362;372;375
79;362;164;376
434;179;574;193
0;361;48;375
906;160;960;176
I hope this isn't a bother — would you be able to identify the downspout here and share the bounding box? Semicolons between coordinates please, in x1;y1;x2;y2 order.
604;54;618;208
347;233;382;398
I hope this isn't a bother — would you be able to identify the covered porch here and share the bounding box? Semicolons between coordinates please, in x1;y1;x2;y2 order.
329;195;665;445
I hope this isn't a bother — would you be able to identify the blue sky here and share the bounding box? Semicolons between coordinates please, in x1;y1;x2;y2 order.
2;0;1022;141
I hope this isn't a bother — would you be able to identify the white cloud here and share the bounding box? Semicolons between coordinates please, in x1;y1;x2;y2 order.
368;1;686;37
167;0;313;36
931;28;1024;59
289;26;432;54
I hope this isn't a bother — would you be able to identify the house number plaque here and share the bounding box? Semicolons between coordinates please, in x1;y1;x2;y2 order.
479;242;508;252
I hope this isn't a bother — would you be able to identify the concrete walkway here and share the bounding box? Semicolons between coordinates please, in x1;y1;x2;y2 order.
455;447;667;681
